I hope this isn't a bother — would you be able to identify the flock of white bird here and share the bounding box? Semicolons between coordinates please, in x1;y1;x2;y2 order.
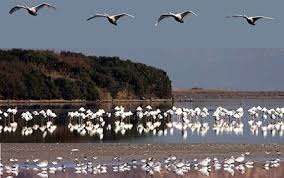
67;105;213;139
20;109;57;137
0;108;57;138
8;2;275;26
212;107;244;135
248;106;284;137
1;150;282;177
1;105;284;140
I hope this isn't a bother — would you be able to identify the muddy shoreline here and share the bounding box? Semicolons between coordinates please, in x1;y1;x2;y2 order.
1;143;284;164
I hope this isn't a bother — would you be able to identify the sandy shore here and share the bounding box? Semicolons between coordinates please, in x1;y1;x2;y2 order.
1;143;284;164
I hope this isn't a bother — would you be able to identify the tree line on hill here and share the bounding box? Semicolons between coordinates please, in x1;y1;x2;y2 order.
0;49;172;100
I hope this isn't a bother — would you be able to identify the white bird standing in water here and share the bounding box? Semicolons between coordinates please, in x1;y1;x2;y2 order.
226;14;274;26
87;13;135;25
9;3;56;16
155;10;197;26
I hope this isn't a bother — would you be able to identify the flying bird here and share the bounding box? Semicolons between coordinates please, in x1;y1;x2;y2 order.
86;13;135;25
9;3;56;16
226;14;274;26
155;10;197;26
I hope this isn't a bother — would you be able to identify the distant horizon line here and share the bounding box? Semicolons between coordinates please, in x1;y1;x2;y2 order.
173;88;284;92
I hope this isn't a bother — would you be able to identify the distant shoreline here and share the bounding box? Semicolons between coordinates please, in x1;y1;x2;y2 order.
0;99;173;106
0;89;284;105
173;89;284;101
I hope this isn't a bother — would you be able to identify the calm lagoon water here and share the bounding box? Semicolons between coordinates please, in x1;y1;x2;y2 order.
0;99;283;144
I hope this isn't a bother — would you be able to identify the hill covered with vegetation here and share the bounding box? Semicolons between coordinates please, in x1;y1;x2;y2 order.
0;49;172;100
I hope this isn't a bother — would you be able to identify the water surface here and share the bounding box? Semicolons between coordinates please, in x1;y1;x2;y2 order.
0;99;283;144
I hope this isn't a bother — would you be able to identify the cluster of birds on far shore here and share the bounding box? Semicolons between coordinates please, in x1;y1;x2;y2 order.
8;2;275;26
1;105;284;141
1;150;282;177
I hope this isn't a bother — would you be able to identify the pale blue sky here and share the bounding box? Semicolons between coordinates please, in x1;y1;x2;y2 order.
0;1;284;90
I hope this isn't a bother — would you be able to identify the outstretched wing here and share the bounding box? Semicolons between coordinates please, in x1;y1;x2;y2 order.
180;10;197;19
155;14;174;26
9;5;27;14
252;16;274;22
113;13;135;21
86;14;107;21
226;14;243;18
35;3;56;11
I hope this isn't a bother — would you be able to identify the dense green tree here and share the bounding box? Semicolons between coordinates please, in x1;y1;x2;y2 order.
0;49;172;100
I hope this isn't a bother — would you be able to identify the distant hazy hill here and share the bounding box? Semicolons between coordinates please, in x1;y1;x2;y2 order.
0;49;172;100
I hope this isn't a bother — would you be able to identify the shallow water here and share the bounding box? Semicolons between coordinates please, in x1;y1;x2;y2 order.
0;99;283;143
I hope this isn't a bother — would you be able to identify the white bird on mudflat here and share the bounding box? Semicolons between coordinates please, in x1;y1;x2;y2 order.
37;160;48;168
235;154;245;163
155;10;197;26
9;3;56;16
198;157;211;167
224;156;235;165
226;14;274;26
87;13;135;25
37;171;48;178
245;161;254;168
